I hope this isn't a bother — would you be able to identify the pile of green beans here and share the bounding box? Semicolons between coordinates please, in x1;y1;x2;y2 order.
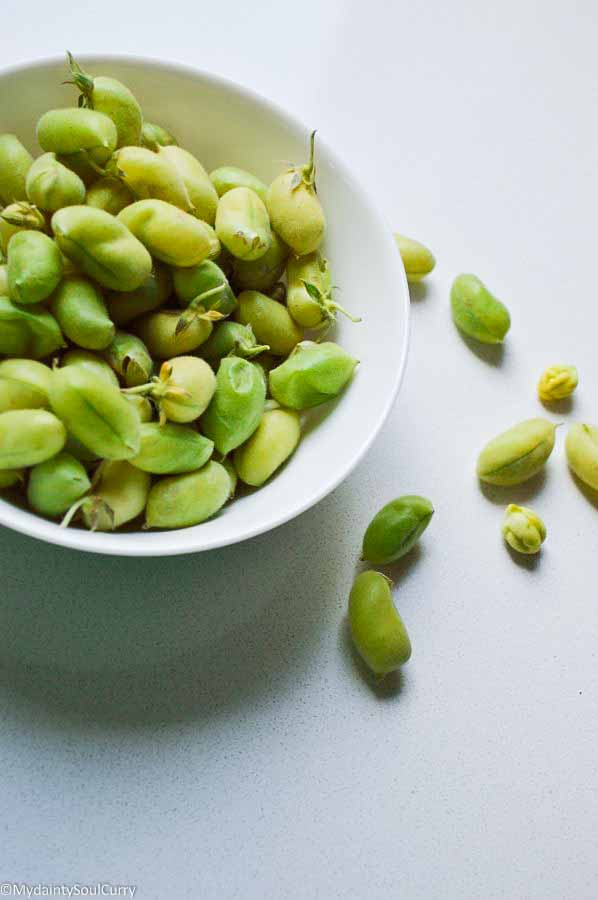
0;54;360;532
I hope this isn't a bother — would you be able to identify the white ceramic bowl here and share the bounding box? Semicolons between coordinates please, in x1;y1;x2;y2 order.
0;55;409;556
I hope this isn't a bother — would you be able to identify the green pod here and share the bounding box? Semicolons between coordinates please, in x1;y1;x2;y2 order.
476;418;557;486
0;134;33;204
173;260;237;317
286;252;357;329
0;202;47;254
362;496;434;564
229;230;289;292
25;153;86;212
200;321;269;362
102;330;153;387
144;356;216;423
394;234;436;283
565;423;598;490
86;177;134;215
7;230;63;305
266;132;325;256
0;469;24;489
79;461;150;531
124;393;153;423
105;264;172;325
215;187;272;261
236;290;303;357
111;146;192;210
140;121;178;151
0;296;65;359
0;358;52;412
131;422;214;474
209;166;268;204
49;365;140;460
52;206;152;292
201;356;266;455
61;348;120;386
0;409;66;469
57;152;100;187
135;310;213;358
37;108;118;165
234;408;301;486
161;146;219;225
118;199;219;267
50;276;115;350
145;461;231;529
269;341;358;410
349;571;412;677
0;264;7;295
27;451;91;518
451;274;511;344
67;53;143;148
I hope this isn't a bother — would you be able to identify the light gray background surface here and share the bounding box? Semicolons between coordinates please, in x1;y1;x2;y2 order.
2;2;598;898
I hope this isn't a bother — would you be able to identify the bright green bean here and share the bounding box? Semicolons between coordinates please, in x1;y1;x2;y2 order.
118;199;219;267
7;230;63;305
0;134;33;204
234;408;301;486
201;356;266;455
67;53;142;148
135;310;213;359
161;146;219;225
0;409;66;469
267;132;325;256
215;187;272;260
362;496;434;564
37;108;117;165
209;166;268;204
102;330;153;387
0;297;65;359
131;422;213;474
269;341;358;409
25;152;86;212
86;176;134;215
27;451;91;517
145;461;231;529
236;290;303;357
50;275;115;350
349;571;412;677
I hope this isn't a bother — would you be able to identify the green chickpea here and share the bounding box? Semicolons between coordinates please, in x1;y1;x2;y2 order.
61;348;120;387
0;134;33;204
50;276;115;350
127;356;216;424
266;132;325;256
131;422;214;474
173;260;237;318
451;274;511;344
105;264;172;326
565;423;598;490
145;460;231;529
286;252;359;328
349;571;412;677
209;166;268;204
101;330;153;387
201;356;266;455
200;321;269;362
160;146;219;225
74;461;151;531
49;365;140;460
215;187;272;261
52;206;152;292
118;199;219;267
234;408;301;486
86;176;134;215
0;358;52;412
7;230;63;305
0;202;47;254
236;290;303;357
0;409;66;469
27;451;91;518
0;296;65;359
269;341;358;410
25;152;86;213
140;121;178;151
37;108;118;165
229;230;289;292
110;146;192;209
135;310;214;359
476;418;557;486
0;469;24;489
362;496;434;564
67;53;143;148
394;234;436;283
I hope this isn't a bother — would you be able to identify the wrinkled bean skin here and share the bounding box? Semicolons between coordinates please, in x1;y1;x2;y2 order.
266;133;325;256
27;451;91;517
0;134;33;204
102;330;153;387
86;177;134;215
209;166;268;204
52;206;152;291
236;290;302;357
0;297;65;359
145;460;231;529
157;356;216;423
349;571;412;677
105;264;172;326
131;422;214;474
234;408;301;486
8;230;63;305
135;310;213;359
68;55;143;148
61;348;119;386
140;121;178;151
476;418;557;486
0;469;24;489
215;187;272;261
50;276;115;350
37;108;118;165
229;230;289;292
25;152;86;212
362;496;434;565
161;146;219;225
81;460;150;530
200;321;268;362
49;365;140;460
173;260;237;317
269;341;358;409
118;199;219;267
0;409;66;469
201;356;266;455
565;423;598;491
0;358;52;410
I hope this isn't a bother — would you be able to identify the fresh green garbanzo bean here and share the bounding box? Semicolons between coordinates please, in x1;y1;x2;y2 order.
267;132;325;256
173;259;237;317
61;348;119;386
565;423;598;490
160;146;219;225
209;166;268;204
26;152;86;212
538;365;578;403
37;108;117;165
215;187;272;261
451;274;511;344
349;571;412;677
50;275;115;350
75;460;150;531
0;359;52;412
27;450;91;518
67;53;143;148
101;330;153;387
269;341;358;409
476;418;557;486
135;310;214;359
362;496;434;564
118;199;219;267
132;356;216;424
0;134;33;204
394;234;436;283
0;409;66;469
234;408;300;486
110;146;193;211
131;422;214;474
236;290;302;357
7;230;63;305
0;296;65;359
200;321;269;362
502;504;546;555
201;356;266;455
145;460;231;529
286;252;359;329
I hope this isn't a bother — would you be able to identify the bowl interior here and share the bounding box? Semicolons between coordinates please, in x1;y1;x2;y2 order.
0;56;409;555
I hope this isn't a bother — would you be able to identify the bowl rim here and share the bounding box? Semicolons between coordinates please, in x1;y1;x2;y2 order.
0;53;410;556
